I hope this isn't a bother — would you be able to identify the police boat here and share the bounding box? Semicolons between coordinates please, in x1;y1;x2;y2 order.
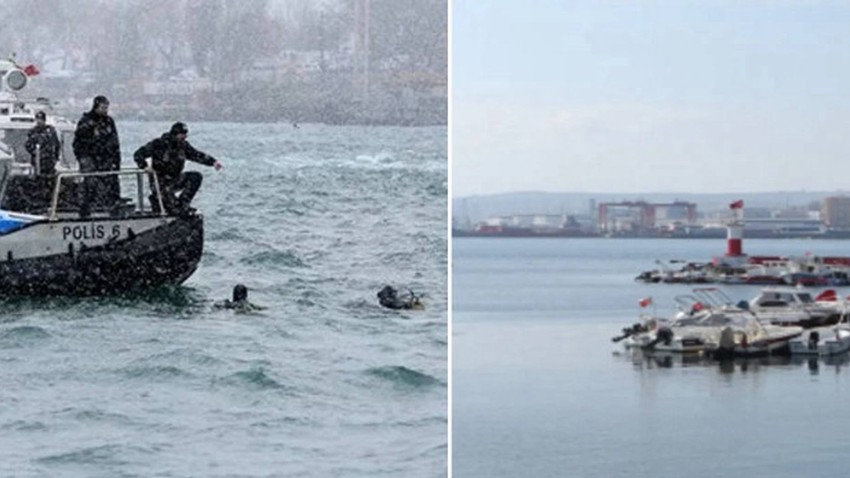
0;59;203;295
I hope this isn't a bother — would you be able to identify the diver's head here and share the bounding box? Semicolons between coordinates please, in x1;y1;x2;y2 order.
377;285;396;300
233;283;248;302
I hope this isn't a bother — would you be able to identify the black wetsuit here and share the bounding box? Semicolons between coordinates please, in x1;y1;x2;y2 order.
378;286;421;310
133;133;217;213
213;299;264;312
380;297;414;310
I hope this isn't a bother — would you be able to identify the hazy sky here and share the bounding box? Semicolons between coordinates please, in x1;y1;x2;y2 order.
452;1;850;198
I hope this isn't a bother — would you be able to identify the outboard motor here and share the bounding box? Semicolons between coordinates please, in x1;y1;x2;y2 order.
642;326;674;350
656;327;674;346
612;322;648;343
712;326;737;360
808;331;820;351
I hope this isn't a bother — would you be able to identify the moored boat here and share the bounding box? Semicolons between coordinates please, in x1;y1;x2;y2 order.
788;324;850;356
747;287;842;328
615;288;804;357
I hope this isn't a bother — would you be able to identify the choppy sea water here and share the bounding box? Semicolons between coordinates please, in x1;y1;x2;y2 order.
0;122;447;477
454;238;850;478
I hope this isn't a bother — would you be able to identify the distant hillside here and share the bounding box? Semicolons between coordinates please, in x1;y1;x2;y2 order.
452;191;841;225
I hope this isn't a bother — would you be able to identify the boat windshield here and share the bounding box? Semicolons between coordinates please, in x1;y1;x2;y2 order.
692;312;754;328
756;290;815;306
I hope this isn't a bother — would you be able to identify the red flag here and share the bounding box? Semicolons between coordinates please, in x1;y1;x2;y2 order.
729;200;744;209
22;64;39;76
639;297;652;308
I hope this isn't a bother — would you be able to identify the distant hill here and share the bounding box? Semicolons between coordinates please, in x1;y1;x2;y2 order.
452;191;841;226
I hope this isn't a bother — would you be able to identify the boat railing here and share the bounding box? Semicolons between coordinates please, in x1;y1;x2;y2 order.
48;168;166;221
33;144;41;176
691;287;736;308
673;294;701;311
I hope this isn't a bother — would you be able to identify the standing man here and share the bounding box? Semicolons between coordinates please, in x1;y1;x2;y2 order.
25;110;61;176
133;122;223;215
72;95;121;217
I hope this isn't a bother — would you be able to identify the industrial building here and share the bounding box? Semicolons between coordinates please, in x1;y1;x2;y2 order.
597;201;697;235
822;196;850;229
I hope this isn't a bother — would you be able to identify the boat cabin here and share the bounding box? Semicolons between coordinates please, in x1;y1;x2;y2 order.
0;59;84;215
750;288;815;309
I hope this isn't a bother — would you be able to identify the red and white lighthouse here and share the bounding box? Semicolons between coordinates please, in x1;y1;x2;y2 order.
726;199;744;256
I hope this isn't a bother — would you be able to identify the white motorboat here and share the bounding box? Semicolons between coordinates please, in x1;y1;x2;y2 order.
788;323;850;356
616;288;803;357
747;287;842;328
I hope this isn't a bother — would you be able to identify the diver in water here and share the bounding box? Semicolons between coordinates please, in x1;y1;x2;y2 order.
215;284;265;312
377;285;424;310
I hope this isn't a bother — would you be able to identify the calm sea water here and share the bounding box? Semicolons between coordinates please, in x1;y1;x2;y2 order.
0;121;447;477
453;237;850;478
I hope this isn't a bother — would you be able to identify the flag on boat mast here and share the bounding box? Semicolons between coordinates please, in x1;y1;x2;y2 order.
7;54;39;76
638;297;652;308
729;199;744;209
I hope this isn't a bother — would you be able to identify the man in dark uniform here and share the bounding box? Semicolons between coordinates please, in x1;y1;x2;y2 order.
133;122;223;215
72;95;121;217
25;110;61;176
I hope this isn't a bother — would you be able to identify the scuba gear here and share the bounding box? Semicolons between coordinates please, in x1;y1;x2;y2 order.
378;285;424;310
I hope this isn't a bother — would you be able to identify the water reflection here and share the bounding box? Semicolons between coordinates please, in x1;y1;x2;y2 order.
615;348;850;375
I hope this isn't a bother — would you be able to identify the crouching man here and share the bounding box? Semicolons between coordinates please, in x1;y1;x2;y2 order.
133;122;222;215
